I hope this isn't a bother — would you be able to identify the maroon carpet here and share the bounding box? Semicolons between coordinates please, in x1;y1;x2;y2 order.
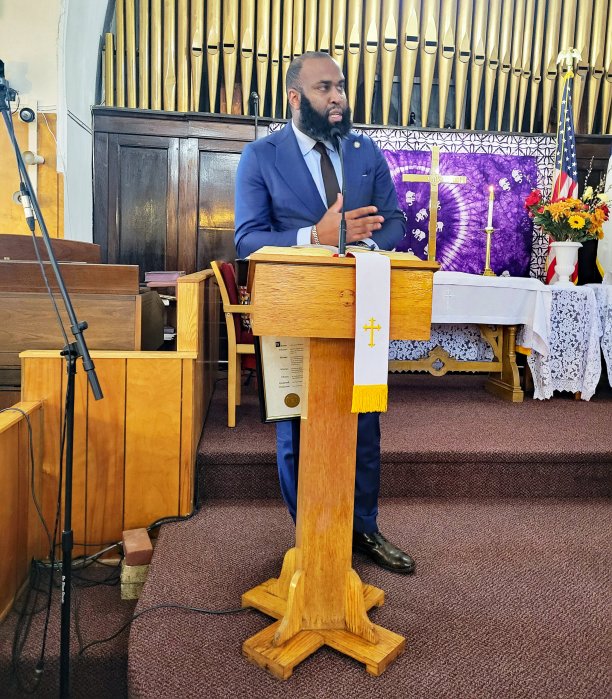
2;373;610;697
199;373;612;500
128;498;611;698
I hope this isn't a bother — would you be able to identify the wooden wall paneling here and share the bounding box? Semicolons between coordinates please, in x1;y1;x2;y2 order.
196;145;243;271
107;133;120;264
66;365;89;557
166;137;180;271
178;138;200;275
22;404;44;571
179;358;195;515
85;358;126;548
0;389;21;410
0;414;20;619
0;402;43;621
176;271;209;354
204;276;220;414
107;134;180;276
124;358;183;528
21;356;63;551
93;132;109;262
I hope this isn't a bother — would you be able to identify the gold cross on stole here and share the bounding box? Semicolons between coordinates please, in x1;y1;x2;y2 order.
363;317;381;347
402;146;468;262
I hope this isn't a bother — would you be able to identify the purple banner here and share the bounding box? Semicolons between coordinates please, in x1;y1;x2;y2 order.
383;150;537;276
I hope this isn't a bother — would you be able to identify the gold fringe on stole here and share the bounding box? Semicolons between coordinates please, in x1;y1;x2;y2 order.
351;384;388;414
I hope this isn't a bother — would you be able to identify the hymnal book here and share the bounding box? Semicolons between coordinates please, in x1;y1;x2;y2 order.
145;270;186;287
251;245;420;260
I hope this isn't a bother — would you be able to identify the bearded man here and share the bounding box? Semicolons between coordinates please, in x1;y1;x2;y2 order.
234;51;414;574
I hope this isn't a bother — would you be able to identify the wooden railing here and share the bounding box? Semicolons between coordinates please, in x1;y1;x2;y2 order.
0;402;44;621
16;270;218;556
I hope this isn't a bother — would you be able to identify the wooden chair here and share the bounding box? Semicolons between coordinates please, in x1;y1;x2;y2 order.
211;261;255;427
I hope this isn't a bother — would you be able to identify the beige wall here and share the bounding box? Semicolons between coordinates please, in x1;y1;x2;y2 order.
0;0;109;241
0;0;62;236
0;0;61;107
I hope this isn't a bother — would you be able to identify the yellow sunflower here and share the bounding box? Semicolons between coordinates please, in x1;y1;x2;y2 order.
568;215;585;229
546;201;572;221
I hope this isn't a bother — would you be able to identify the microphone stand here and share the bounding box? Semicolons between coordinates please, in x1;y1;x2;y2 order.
0;62;103;699
251;91;260;140
331;129;347;256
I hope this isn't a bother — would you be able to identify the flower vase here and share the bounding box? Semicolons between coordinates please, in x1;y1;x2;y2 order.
550;241;582;285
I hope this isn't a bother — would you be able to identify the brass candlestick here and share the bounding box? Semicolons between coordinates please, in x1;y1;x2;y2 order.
482;227;496;277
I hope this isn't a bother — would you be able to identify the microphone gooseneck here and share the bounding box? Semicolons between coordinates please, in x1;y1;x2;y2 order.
251;92;260;140
330;128;347;256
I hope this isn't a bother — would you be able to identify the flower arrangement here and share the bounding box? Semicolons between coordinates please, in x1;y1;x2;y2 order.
524;184;609;243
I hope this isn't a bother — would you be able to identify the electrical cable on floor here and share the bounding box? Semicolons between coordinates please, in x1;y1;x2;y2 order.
78;603;253;655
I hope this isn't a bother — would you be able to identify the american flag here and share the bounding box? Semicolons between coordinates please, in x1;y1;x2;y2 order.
546;71;579;283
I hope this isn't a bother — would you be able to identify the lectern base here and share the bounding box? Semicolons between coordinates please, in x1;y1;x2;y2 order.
242;577;405;679
243;620;406;680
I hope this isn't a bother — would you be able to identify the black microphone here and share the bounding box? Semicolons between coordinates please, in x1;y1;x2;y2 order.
19;181;36;232
251;92;259;140
330;127;346;255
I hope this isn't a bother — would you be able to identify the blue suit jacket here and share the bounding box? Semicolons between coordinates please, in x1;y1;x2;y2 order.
234;123;406;257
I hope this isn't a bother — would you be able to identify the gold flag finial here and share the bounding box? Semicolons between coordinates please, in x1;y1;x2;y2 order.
556;47;581;73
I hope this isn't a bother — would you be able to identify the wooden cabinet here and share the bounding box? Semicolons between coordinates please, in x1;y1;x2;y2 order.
93;108;269;278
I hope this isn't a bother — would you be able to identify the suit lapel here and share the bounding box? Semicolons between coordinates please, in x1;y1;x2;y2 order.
342;133;366;209
274;124;327;221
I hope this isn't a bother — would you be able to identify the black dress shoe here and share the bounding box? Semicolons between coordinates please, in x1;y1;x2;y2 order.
353;530;416;574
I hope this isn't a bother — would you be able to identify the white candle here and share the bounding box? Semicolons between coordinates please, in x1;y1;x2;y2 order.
487;186;494;228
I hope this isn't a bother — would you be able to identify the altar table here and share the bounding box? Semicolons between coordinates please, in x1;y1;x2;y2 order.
390;272;552;401
527;285;608;401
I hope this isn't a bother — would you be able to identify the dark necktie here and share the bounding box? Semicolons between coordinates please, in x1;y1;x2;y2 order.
313;141;340;208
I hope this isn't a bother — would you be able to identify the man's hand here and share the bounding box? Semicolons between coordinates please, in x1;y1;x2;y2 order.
314;194;384;245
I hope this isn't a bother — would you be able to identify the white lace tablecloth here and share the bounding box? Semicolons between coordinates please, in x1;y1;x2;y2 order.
390;272;552;361
527;286;602;400
586;283;612;385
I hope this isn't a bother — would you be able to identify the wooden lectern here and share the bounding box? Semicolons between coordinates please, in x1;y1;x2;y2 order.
242;252;437;679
